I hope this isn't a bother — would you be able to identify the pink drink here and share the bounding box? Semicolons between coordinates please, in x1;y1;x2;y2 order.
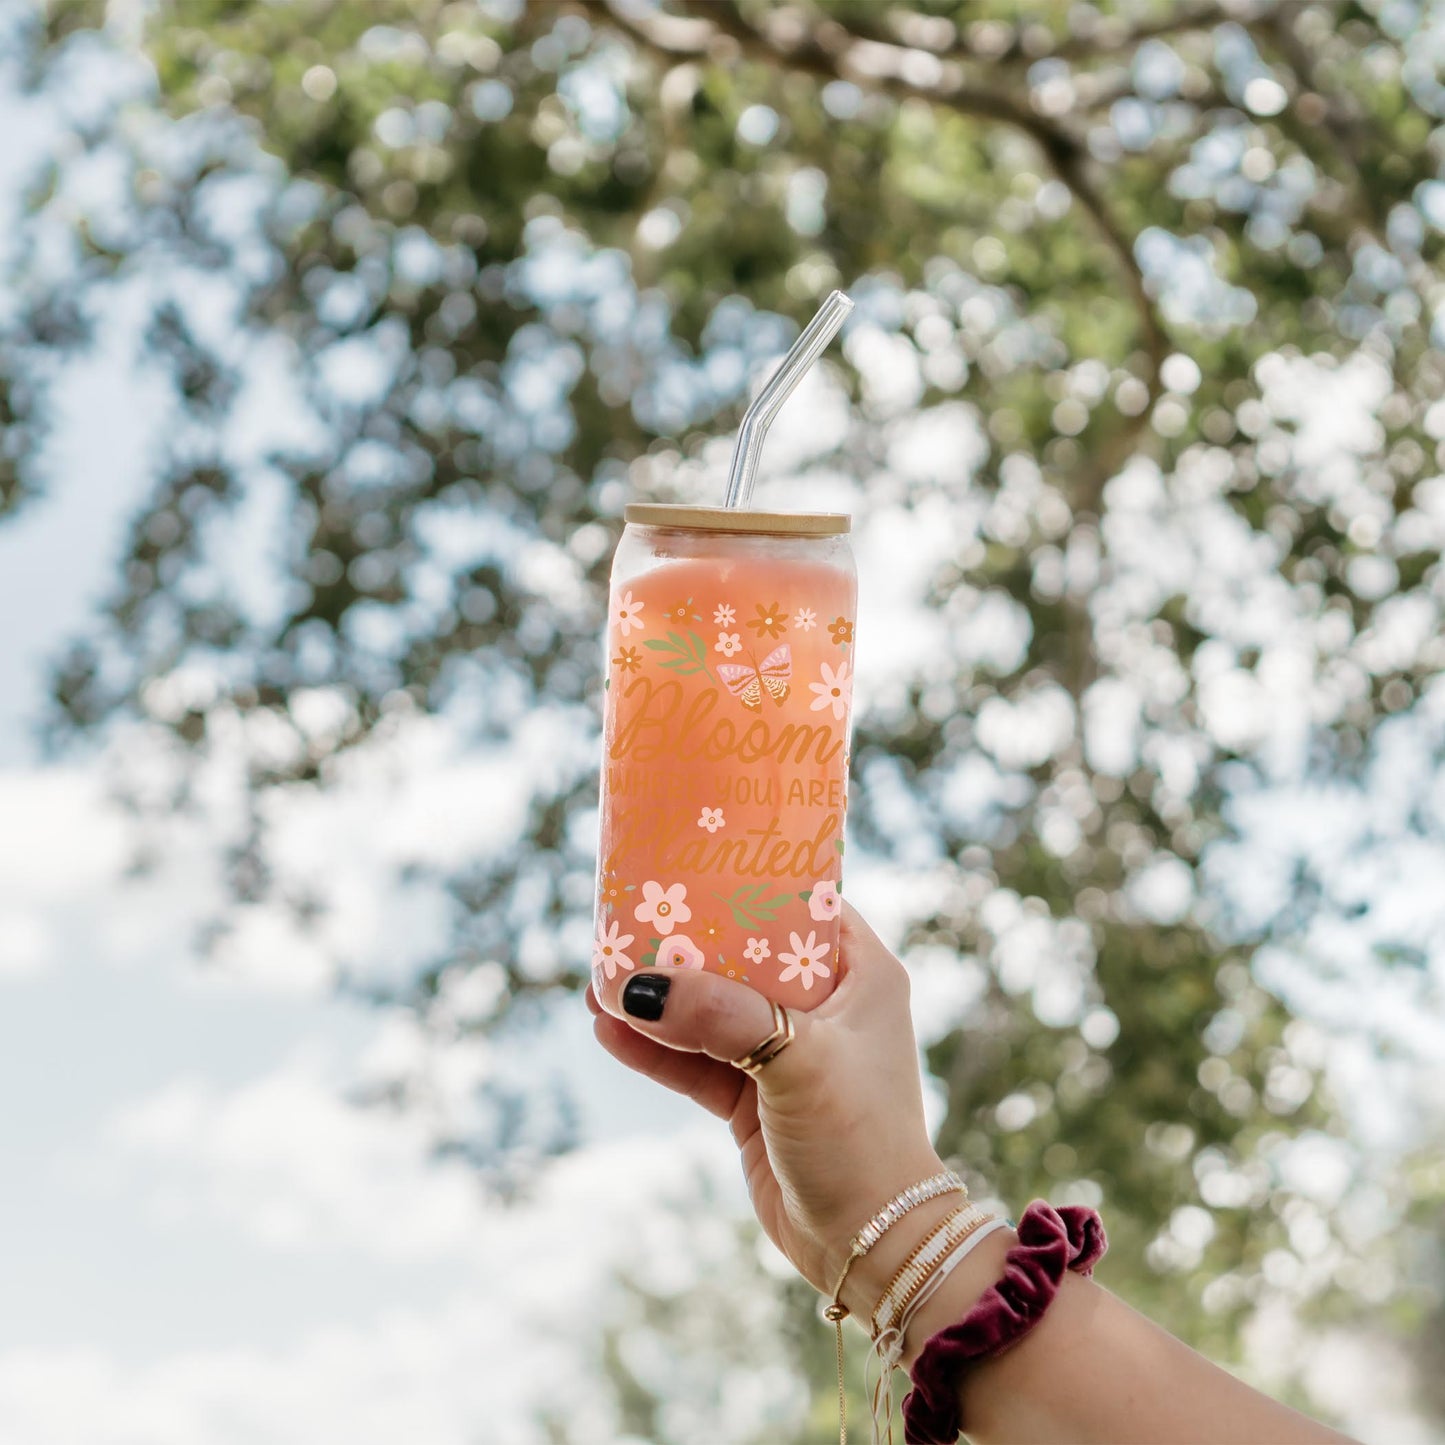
593;506;857;1012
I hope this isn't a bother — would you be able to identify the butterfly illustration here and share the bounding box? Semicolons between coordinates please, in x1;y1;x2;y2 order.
718;645;792;711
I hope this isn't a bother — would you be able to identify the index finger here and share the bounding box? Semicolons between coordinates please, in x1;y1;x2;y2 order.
593;1012;748;1120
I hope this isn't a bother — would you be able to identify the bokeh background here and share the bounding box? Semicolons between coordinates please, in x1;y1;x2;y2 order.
1;1;1443;1441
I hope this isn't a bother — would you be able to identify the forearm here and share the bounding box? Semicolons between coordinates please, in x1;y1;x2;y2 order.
899;1237;1356;1445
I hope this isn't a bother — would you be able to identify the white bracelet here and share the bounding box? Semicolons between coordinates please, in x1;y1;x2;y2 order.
895;1216;1011;1357
869;1203;993;1338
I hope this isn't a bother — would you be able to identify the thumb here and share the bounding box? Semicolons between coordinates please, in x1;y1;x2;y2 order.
612;966;806;1081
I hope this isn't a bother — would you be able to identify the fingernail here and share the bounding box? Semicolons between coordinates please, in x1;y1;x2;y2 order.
622;973;670;1021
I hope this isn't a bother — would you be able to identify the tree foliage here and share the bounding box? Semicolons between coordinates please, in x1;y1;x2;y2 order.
10;0;1445;1431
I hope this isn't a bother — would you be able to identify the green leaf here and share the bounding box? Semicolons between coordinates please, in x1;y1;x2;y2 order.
711;884;794;927
643;629;712;679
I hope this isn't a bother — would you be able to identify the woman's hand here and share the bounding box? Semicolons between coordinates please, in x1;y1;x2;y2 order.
589;902;960;1312
593;902;1360;1445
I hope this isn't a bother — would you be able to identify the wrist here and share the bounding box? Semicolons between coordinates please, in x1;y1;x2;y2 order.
898;1223;1017;1371
817;1153;970;1316
836;1186;963;1321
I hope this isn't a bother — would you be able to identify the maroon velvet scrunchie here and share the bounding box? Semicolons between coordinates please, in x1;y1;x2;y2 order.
901;1200;1107;1445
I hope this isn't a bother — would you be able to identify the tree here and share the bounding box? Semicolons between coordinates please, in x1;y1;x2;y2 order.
11;0;1445;1431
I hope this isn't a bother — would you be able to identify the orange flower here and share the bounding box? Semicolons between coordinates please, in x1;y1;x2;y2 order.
613;646;641;674
599;875;627;907
697;917;724;945
827;616;854;646
747;601;788;639
664;598;699;623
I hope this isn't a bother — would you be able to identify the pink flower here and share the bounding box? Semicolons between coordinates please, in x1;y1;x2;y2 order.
777;930;832;991
634;880;691;937
808;880;841;922
697;806;725;832
743;937;771;964
657;934;705;969
592;919;636;980
715;631;742;656
793;608;817;631
614;589;645;638
713;603;736;626
808;659;852;721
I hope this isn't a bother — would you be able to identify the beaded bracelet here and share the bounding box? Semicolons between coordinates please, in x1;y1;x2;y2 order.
901;1201;1108;1445
894;1217;1010;1354
869;1203;993;1339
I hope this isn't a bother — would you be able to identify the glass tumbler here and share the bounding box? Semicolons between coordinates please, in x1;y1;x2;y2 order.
593;504;857;1012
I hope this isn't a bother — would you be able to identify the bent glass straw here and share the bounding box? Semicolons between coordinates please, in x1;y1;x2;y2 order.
722;289;855;509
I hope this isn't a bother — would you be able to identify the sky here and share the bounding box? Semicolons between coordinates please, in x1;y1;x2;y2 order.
0;13;1441;1445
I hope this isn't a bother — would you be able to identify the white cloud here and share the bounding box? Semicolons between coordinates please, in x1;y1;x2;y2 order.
0;697;549;999
10;1055;770;1445
0;911;49;977
0;769;129;904
0;1298;614;1445
108;1056;484;1259
0;769;137;982
101;1035;747;1272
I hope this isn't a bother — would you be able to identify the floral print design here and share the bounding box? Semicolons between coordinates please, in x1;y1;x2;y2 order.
808;659;852;721
658;935;706;969
777;930;832;990
634;880;691;936
592;920;636;979
808;880;841;922
747;602;788;639
603;581;857;999
615;590;645;637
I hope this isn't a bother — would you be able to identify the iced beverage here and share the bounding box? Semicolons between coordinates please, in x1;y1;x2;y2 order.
593;504;857;1012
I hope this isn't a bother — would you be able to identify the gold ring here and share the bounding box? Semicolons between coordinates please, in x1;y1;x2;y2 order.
731;1000;796;1076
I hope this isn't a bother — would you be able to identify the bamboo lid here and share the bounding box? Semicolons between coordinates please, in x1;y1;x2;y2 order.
624;504;850;536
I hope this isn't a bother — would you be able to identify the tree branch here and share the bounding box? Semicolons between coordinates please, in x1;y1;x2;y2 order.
823;0;1240;67
681;0;1042;131
1044;1;1247;62
637;0;1167;502
592;0;712;55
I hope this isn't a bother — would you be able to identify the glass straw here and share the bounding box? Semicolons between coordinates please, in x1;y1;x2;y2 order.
723;289;854;509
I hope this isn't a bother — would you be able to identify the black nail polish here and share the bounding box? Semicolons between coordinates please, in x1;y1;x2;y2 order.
622;973;670;1021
